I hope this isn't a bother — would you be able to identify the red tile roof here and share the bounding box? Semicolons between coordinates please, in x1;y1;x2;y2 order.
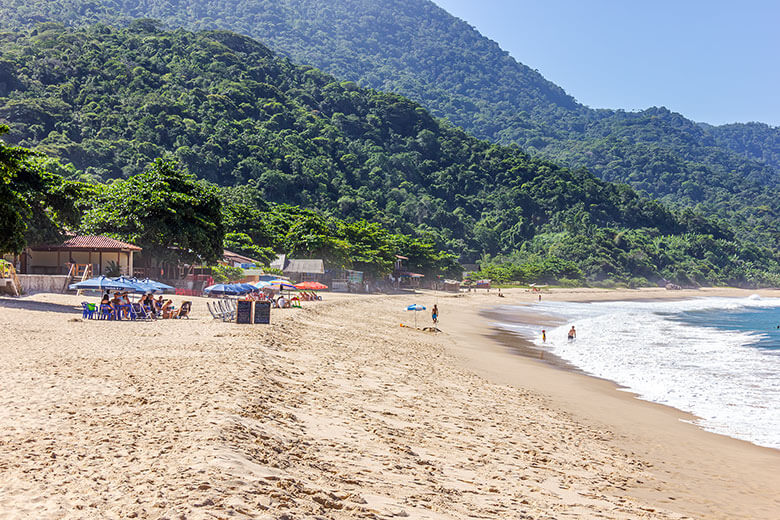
32;235;142;251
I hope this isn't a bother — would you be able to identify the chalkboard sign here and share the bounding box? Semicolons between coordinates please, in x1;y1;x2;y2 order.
254;301;271;324
235;300;253;324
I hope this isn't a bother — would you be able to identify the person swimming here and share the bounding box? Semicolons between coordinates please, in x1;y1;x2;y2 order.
567;326;576;341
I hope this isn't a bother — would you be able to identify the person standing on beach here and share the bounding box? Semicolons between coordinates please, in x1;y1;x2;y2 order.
542;329;546;342
567;326;576;341
431;304;439;325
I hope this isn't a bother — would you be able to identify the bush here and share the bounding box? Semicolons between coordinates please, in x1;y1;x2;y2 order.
210;264;244;283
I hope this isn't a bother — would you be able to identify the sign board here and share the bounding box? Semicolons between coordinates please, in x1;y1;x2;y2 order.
235;300;253;324
346;269;363;284
254;301;271;324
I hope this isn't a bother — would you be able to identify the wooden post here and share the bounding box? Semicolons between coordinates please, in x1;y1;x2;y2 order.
10;264;21;296
99;251;102;275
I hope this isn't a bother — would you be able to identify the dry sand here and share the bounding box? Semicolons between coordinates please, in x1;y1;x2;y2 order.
0;288;778;519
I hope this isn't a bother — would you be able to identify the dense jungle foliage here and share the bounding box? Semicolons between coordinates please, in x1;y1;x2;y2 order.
0;24;778;286
1;142;460;277
3;0;777;248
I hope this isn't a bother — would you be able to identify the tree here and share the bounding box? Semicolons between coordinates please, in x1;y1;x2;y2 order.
0;125;85;254
82;159;224;264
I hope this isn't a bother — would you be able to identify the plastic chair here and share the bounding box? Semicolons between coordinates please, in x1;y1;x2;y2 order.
131;303;150;321
142;304;156;320
175;301;192;319
206;301;216;319
81;302;95;319
99;304;114;320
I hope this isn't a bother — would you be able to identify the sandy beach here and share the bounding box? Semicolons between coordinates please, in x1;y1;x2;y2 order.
1;288;779;519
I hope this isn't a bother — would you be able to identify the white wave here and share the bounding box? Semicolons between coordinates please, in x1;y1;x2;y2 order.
495;297;780;449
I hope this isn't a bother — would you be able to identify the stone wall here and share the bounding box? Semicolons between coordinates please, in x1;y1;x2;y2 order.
17;275;70;294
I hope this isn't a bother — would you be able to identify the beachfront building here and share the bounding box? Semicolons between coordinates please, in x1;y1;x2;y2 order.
269;254;326;282
391;254;425;288
3;235;141;276
221;249;261;269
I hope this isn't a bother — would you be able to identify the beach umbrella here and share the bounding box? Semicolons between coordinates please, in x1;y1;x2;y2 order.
69;275;138;292
112;276;158;294
295;281;328;290
227;283;253;295
406;303;427;328
203;283;242;296
252;280;272;289
238;283;260;293
269;279;298;291
138;278;174;291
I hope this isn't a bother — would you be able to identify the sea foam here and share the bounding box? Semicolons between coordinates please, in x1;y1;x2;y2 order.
494;297;780;449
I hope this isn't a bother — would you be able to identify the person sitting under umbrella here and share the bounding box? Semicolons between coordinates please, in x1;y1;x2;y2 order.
140;293;157;319
110;291;124;319
161;299;176;319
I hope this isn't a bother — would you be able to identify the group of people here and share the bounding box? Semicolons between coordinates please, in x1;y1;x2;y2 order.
99;291;178;319
240;289;323;308
298;291;322;302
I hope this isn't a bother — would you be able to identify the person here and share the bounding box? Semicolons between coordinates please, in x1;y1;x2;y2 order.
161;299;175;319
100;292;112;318
110;291;123;319
498;288;504;297
277;295;288;309
119;291;133;319
140;293;156;319
567;326;576;341
431;304;438;325
538;294;542;302
542;329;546;342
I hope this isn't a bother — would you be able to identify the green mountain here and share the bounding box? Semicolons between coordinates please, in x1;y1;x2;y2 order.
2;0;777;247
1;23;776;286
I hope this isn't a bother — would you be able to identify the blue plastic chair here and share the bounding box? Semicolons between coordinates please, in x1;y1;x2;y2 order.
81;302;95;319
99;304;115;320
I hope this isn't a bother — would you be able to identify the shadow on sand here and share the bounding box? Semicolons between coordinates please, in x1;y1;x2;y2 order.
0;297;81;315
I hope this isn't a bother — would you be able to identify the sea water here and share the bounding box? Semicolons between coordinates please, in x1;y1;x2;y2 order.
493;297;780;449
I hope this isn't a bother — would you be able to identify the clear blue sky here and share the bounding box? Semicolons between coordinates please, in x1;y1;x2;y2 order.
432;0;780;126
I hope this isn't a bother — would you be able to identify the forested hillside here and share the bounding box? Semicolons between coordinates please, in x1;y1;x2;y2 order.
703;122;780;171
1;24;777;286
1;0;777;248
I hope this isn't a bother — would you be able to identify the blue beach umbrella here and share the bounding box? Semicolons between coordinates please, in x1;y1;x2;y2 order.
112;276;158;294
228;283;253;295
238;283;260;293
203;283;242;296
138;278;174;291
406;303;427;328
69;275;137;292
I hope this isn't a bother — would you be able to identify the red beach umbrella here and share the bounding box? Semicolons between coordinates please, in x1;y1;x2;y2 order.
295;281;328;290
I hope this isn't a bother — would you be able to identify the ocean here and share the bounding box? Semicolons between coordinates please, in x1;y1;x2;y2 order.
492;296;780;450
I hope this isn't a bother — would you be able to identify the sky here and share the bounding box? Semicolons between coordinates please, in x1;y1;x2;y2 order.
431;0;780;126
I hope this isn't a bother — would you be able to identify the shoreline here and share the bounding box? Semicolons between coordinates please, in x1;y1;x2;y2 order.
439;287;780;519
481;289;780;450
